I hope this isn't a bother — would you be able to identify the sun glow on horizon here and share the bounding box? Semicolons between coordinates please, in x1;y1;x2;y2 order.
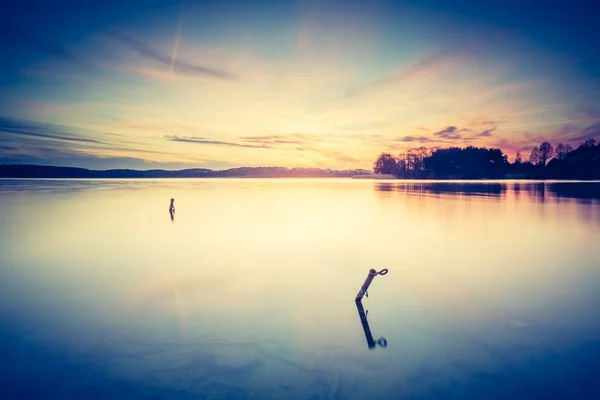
1;0;599;170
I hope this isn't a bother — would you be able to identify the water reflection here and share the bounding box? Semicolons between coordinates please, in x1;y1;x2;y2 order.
548;182;600;202
376;182;506;198
355;300;387;350
375;181;600;203
1;179;599;399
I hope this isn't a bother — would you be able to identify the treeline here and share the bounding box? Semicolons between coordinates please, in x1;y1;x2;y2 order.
0;165;373;178
374;139;600;179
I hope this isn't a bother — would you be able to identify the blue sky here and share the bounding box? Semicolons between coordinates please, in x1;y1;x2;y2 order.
1;0;599;169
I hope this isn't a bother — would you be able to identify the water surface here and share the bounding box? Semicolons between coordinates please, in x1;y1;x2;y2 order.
1;179;599;399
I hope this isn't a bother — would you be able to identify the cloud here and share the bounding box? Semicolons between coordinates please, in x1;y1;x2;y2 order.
240;135;304;145
542;121;600;148
476;127;497;137
502;118;600;131
168;133;360;155
167;130;362;166
576;122;600;141
106;30;238;81
462;116;506;128
397;136;431;143
0;135;236;170
0;151;214;171
347;31;508;98
165;135;271;148
558;124;580;136
0;117;102;144
240;132;351;146
433;126;461;140
240;131;362;164
577;105;600;119
0;117;198;168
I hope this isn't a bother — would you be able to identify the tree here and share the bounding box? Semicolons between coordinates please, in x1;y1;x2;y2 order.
538;141;553;166
529;147;540;165
515;151;522;164
424;146;508;179
406;149;417;177
582;139;597;148
555;143;573;160
416;147;429;173
373;153;398;175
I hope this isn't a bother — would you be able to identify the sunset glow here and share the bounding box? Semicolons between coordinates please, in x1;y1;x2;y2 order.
1;0;599;170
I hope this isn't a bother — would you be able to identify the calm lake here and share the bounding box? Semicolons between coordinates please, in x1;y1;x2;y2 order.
1;179;600;399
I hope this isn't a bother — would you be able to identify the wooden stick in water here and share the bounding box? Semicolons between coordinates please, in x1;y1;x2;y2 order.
355;268;388;302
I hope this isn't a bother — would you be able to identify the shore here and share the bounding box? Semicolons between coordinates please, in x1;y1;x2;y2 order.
352;174;397;179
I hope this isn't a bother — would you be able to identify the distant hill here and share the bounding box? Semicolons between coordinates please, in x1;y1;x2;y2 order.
0;164;373;179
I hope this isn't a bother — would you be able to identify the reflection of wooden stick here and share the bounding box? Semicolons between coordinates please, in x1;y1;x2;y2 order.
355;268;388;302
355;300;376;349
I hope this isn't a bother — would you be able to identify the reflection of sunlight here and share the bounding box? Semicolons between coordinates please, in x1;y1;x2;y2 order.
2;179;600;354
171;284;188;335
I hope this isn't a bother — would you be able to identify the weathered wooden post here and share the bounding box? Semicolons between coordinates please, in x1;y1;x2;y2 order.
355;268;388;302
169;198;175;221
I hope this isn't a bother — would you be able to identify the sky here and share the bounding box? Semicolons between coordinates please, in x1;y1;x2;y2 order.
1;0;599;170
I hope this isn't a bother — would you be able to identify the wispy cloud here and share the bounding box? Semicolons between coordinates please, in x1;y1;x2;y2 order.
0;148;214;171
500;118;600;131
0;145;17;151
0;131;232;170
169;13;184;74
0;117;199;167
165;135;271;148
488;120;600;158
240;135;305;145
476;127;497;137
576;122;600;141
396;136;431;143
528;121;600;149
106;30;238;81
557;124;580;136
577;105;600;119
0;117;102;144
347;31;510;99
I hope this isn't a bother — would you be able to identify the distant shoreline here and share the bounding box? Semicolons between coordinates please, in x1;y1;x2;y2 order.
0;164;372;179
1;165;600;181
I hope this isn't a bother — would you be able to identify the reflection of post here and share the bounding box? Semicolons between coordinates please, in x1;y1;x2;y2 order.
355;300;387;350
356;300;376;349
